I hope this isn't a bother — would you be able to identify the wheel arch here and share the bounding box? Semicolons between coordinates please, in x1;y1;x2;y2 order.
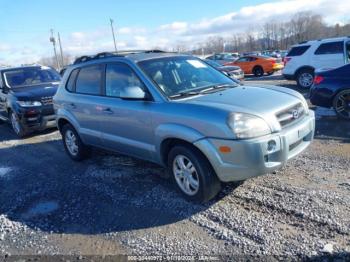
295;66;315;78
155;124;206;166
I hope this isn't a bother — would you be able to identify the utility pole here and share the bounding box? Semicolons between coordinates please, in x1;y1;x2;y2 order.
110;18;117;52
49;29;60;70
57;32;64;67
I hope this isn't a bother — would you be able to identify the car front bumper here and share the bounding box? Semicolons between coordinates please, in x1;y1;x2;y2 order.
17;105;57;132
20;114;57;131
194;110;315;182
229;71;244;80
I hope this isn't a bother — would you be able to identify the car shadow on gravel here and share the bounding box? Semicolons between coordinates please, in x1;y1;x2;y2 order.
315;117;350;143
0;138;241;235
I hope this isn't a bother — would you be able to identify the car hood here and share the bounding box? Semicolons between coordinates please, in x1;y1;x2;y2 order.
10;83;59;100
180;85;304;129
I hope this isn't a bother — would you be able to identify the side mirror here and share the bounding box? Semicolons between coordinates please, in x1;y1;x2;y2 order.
119;86;146;100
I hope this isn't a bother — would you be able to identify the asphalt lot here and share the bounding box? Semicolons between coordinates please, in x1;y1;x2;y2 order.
0;74;349;260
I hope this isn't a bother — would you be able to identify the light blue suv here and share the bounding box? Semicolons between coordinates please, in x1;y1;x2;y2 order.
54;51;315;202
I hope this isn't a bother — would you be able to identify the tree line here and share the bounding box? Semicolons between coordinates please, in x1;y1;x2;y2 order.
192;11;350;55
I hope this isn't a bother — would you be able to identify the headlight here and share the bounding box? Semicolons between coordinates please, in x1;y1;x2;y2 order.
227;113;271;139
300;98;309;115
16;101;42;107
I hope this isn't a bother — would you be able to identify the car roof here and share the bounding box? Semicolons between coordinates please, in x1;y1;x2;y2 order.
292;36;350;47
125;52;189;62
70;51;194;68
0;65;48;72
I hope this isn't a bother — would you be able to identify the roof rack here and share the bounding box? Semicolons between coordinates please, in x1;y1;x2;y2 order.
73;50;168;65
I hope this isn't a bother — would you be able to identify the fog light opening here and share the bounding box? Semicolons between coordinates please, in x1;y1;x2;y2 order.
267;140;277;153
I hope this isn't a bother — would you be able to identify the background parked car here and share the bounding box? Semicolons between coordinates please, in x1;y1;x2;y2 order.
0;65;60;137
283;36;350;89
206;52;239;65
225;55;284;77
310;63;350;120
204;59;244;81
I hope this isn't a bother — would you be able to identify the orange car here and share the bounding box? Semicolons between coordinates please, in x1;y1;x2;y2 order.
225;55;284;77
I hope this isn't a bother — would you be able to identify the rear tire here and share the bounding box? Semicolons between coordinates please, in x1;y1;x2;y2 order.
62;124;90;161
333;90;350;120
167;144;221;203
253;66;264;77
297;68;314;89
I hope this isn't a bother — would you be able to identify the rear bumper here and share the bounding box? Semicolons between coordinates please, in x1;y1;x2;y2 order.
309;85;335;108
273;64;284;71
194;111;315;182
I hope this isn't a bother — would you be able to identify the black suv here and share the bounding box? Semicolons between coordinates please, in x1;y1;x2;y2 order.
0;65;61;137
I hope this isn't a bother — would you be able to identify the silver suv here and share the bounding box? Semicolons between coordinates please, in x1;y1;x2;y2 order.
54;51;315;202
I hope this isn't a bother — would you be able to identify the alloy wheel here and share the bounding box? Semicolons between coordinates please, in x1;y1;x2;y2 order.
11;113;21;135
65;130;79;156
334;90;350;119
299;72;313;88
172;155;200;196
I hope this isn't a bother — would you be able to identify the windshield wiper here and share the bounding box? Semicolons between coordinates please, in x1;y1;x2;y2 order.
169;83;236;99
168;90;201;99
198;83;237;94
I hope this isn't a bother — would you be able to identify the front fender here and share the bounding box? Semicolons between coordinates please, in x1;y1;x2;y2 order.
154;123;205;164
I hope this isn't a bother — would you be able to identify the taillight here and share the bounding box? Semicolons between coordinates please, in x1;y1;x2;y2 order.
314;75;324;85
284;57;292;66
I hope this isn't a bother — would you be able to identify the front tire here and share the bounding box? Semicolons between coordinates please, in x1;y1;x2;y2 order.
62;124;89;161
10;111;26;138
333;90;350;120
297;69;314;89
167;145;221;203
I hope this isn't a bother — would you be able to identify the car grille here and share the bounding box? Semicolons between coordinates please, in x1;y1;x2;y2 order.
41;96;53;105
276;103;305;128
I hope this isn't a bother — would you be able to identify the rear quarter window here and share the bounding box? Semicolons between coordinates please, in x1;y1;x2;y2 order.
315;41;344;55
287;46;311;57
65;69;79;92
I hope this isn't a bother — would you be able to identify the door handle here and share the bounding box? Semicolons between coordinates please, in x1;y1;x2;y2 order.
102;108;113;114
68;103;76;109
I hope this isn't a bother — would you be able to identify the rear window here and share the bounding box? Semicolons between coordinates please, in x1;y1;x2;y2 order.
287;46;310;57
75;65;102;95
315;41;344;55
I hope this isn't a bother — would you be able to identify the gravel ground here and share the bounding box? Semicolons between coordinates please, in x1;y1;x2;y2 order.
0;75;349;261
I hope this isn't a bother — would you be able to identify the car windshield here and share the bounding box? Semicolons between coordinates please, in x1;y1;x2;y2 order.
3;67;61;88
139;56;237;97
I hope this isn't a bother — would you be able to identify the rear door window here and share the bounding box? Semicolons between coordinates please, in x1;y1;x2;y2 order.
75;65;102;95
315;41;344;55
287;46;310;56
